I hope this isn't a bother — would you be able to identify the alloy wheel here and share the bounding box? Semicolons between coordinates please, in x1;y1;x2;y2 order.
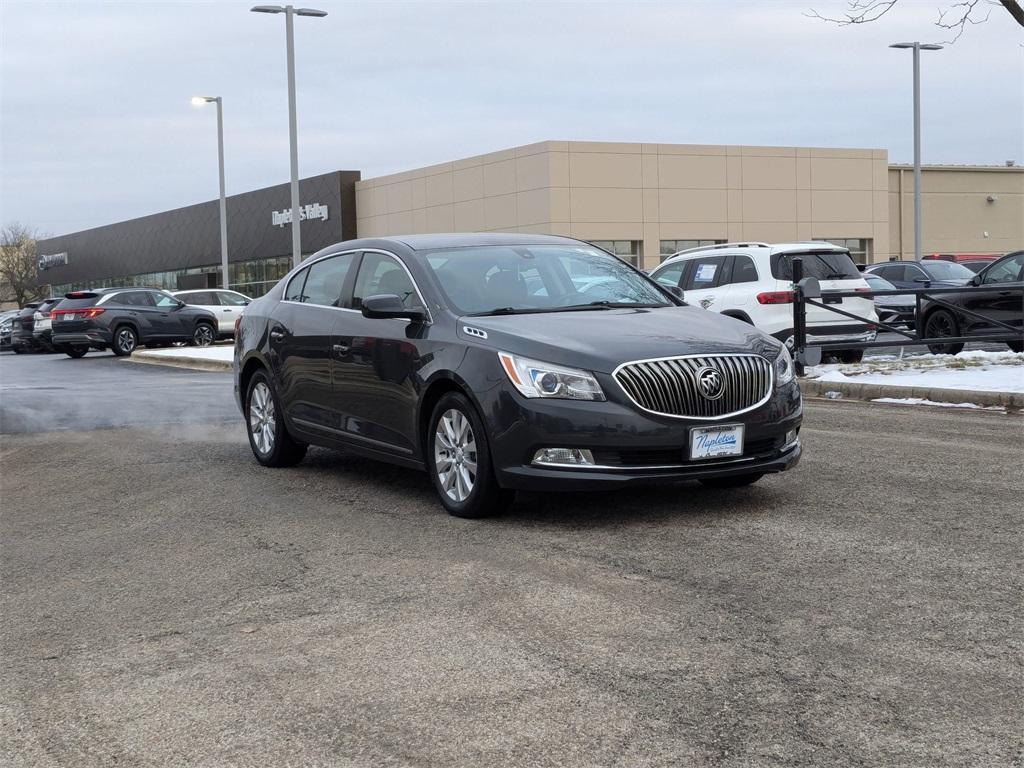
434;408;477;503
117;328;136;353
194;324;215;347
249;381;276;455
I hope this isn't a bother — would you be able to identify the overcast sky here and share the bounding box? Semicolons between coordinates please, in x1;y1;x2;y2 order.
1;0;1022;236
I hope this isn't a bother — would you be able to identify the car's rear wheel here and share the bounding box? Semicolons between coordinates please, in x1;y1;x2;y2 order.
836;349;864;364
924;310;964;355
428;392;513;519
699;473;764;488
13;347;25;355
65;347;88;359
246;371;307;467
112;326;138;356
192;322;215;347
1007;339;1023;353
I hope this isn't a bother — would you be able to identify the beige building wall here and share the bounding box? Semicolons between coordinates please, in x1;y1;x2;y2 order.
357;140;892;269
888;165;1024;258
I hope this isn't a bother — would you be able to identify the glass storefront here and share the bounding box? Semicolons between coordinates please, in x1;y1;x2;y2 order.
659;239;726;261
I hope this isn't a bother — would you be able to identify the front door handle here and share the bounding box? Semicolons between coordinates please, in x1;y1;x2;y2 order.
223;308;232;312
332;343;349;355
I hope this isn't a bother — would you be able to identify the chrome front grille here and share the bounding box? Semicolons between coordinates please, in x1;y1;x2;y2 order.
614;354;773;419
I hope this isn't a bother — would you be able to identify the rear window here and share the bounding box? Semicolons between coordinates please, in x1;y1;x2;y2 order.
58;294;102;309
771;250;860;281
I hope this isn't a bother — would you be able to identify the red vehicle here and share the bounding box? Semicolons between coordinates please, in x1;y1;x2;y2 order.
924;253;1000;264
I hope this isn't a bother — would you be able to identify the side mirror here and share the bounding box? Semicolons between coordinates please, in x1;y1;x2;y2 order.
361;294;426;323
243;300;251;306
665;285;684;301
970;274;982;286
177;300;187;308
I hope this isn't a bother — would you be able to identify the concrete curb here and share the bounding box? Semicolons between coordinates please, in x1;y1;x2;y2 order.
800;377;1023;409
130;351;232;372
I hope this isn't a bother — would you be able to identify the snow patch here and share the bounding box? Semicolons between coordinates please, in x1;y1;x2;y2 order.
807;350;1024;394
871;397;1005;411
138;345;234;362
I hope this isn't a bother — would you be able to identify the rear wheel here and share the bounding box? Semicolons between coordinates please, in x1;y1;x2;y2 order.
111;326;138;356
924;310;964;356
65;347;88;359
192;322;215;347
13;347;25;355
836;349;864;364
428;392;514;519
699;473;764;488
1007;339;1023;353
246;371;307;467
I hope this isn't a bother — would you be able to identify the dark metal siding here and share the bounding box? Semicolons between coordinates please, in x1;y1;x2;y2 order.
36;171;360;285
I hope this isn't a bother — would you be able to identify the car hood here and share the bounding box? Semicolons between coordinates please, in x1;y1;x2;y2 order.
458;306;781;374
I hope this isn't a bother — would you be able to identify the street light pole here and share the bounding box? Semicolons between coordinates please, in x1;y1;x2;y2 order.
252;4;328;269
890;42;943;261
192;96;229;289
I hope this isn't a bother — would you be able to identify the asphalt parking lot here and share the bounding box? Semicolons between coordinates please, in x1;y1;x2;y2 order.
1;352;1021;767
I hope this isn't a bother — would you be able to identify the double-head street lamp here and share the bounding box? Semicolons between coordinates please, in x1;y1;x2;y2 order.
191;95;229;289
251;5;328;269
889;42;943;261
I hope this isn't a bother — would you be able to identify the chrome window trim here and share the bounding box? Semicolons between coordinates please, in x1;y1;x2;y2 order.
612;352;775;422
280;248;432;324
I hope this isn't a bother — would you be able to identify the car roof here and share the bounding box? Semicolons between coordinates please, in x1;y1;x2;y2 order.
318;232;585;254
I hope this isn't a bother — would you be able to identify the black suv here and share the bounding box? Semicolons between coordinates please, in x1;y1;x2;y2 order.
918;250;1024;355
10;299;65;353
51;288;219;358
234;234;802;518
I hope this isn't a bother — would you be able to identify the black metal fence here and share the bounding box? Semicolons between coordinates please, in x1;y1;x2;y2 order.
790;257;1024;372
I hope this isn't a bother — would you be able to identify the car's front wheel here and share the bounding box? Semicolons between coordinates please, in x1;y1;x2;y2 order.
111;326;138;356
924;310;964;355
428;392;513;518
1007;339;1023;353
246;370;307;467
192;322;216;347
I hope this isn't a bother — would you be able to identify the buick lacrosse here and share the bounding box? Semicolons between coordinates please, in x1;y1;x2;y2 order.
234;234;802;517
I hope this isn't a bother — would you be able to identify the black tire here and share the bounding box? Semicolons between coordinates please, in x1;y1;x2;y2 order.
427;392;514;519
13;347;25;355
699;473;764;489
191;322;216;347
245;370;307;467
111;325;138;356
1007;339;1023;353
924;310;964;356
837;349;864;364
65;347;88;359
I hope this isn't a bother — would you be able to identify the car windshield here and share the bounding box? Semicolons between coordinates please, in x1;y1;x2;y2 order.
422;244;671;315
771;250;860;281
921;261;974;280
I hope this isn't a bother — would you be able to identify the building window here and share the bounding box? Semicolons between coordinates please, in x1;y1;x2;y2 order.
588;240;642;267
813;238;872;265
659;239;725;262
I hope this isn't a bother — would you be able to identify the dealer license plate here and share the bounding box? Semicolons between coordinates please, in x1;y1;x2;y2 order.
690;424;744;460
63;313;76;321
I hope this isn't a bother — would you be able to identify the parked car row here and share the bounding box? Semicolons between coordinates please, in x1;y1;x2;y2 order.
3;287;251;358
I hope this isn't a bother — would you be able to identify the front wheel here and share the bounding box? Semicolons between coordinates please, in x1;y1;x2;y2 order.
699;473;764;489
65;347;88;359
1007;339;1023;353
246;371;307;467
428;392;514;518
111;326;138;356
924;310;964;356
192;323;215;347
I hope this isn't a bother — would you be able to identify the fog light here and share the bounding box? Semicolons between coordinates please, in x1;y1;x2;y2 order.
532;448;596;467
784;429;799;448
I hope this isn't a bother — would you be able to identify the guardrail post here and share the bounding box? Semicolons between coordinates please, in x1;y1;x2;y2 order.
792;257;806;376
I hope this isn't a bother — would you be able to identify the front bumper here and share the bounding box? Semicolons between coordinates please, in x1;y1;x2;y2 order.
487;381;802;491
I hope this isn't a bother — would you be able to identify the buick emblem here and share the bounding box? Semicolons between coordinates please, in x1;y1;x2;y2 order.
696;367;725;400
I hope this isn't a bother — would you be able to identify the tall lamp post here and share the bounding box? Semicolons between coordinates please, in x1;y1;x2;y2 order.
191;96;230;289
889;42;943;261
251;4;327;269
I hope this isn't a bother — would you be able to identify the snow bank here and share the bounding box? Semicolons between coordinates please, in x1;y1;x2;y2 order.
139;345;234;362
806;350;1024;394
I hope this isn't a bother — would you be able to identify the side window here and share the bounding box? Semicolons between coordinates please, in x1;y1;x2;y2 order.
683;256;726;290
218;292;249;306
285;268;309;302
907;264;928;282
118;291;155;307
652;263;685;288
878;265;903;282
181;292;211;305
153;292;178;307
982;255;1024;284
302;253;358;307
353;253;424;311
730;255;759;284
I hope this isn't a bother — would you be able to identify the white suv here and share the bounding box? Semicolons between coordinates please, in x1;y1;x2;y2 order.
649;242;878;362
172;289;252;337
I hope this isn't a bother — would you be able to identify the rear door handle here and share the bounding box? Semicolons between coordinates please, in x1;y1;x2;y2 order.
332;343;349;354
223;308;232;312
269;328;286;341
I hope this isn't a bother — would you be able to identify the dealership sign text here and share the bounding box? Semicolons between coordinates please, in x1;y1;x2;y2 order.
272;203;329;228
38;252;69;270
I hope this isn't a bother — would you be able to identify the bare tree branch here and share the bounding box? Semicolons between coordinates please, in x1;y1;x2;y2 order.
806;0;1024;41
0;223;44;307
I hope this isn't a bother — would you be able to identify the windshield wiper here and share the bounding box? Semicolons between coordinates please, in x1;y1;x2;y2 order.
551;301;668;312
466;307;552;316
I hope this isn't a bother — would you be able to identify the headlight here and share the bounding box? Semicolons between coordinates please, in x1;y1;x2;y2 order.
498;352;605;401
774;346;795;386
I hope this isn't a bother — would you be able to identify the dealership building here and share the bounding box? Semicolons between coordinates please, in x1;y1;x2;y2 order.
37;140;1023;297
